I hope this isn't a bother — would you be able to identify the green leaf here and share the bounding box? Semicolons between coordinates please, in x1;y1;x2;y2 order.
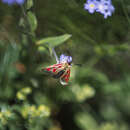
26;0;33;10
36;34;72;47
19;17;25;28
27;11;37;32
75;112;98;130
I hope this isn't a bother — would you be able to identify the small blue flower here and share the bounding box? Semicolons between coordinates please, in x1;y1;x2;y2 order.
96;1;108;14
96;0;115;18
2;0;25;5
2;0;15;5
59;54;72;63
67;56;72;63
59;54;68;63
103;6;114;18
16;0;25;4
84;0;115;19
84;0;98;14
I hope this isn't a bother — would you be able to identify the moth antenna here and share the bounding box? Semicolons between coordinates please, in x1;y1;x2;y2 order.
73;63;82;67
52;48;59;63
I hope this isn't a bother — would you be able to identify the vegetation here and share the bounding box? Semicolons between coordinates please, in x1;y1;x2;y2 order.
0;0;130;130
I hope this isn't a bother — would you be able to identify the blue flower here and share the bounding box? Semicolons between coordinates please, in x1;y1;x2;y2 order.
67;56;72;63
16;0;25;4
2;0;25;5
84;0;98;14
2;0;15;5
103;6;115;19
59;54;72;63
84;0;115;19
96;0;115;18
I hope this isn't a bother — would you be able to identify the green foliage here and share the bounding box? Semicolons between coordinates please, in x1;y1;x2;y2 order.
0;0;130;130
0;42;20;82
36;34;71;48
16;87;32;100
27;11;37;32
75;112;98;130
26;0;33;10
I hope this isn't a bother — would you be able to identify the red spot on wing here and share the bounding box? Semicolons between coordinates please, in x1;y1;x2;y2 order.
46;68;51;71
44;63;63;73
52;68;57;72
62;69;70;83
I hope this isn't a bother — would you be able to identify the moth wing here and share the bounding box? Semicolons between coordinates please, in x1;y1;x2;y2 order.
43;63;63;77
60;68;70;85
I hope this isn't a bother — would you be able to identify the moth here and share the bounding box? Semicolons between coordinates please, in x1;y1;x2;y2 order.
42;48;72;85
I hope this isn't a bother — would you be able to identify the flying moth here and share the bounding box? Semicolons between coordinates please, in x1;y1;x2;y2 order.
42;48;72;85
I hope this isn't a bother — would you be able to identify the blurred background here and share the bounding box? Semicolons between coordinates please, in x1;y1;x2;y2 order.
0;0;130;130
